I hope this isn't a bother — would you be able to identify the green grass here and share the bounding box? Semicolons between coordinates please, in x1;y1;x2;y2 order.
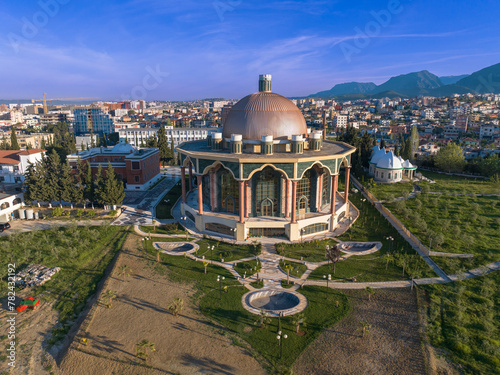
155;180;183;219
419;170;500;195
280;259;307;278
422;271;500;374
0;224;129;345
234;259;259;278
368;181;414;201
142;235;350;372
276;239;337;262
195;238;260;262
385;194;500;270
140;222;187;235
309;253;411;282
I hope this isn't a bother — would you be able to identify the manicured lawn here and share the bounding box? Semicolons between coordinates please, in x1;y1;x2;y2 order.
280;259;307;278
195;238;260;262
155;180;183;219
276;239;337;262
234;259;260;278
422;271;500;375
0;224;129;345
309;253;410;282
140;222;187;235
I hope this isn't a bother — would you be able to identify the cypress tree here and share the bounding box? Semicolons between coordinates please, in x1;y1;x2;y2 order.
94;164;105;206
83;161;95;207
157;126;169;166
103;162;125;207
24;161;45;205
58;161;74;207
170;137;175;165
409;125;419;162
10;127;20;150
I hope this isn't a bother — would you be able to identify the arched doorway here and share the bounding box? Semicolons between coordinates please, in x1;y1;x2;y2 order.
261;198;273;217
252;167;281;217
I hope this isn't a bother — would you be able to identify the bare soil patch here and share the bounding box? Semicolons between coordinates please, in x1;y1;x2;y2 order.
293;288;426;375
59;234;266;375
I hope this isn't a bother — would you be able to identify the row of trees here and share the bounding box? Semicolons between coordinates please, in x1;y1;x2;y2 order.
24;150;124;208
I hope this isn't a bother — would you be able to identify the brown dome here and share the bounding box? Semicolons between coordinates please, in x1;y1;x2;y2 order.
222;92;307;141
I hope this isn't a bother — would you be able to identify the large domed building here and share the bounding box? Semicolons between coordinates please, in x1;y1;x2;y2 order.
176;75;357;241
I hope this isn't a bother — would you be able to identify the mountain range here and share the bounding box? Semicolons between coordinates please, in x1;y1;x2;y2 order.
309;62;500;99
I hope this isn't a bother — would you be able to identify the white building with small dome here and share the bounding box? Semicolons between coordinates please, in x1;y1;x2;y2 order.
369;145;417;183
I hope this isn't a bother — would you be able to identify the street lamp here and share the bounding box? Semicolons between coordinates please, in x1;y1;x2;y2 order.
323;274;331;299
217;275;225;299
276;330;288;358
210;245;214;264
385;236;394;252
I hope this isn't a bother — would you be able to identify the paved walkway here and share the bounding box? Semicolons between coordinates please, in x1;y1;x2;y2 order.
0;219;110;237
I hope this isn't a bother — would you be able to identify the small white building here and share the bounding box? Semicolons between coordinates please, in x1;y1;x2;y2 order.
369;145;417;183
0;149;45;184
0;193;23;223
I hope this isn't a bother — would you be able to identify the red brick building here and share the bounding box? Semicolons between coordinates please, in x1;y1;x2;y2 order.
67;140;161;191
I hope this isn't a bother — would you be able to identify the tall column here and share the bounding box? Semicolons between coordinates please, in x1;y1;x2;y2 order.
197;175;203;215
344;167;351;204
210;170;215;211
244;181;249;218
330;175;338;214
239;181;245;223
317;173;323;211
291;180;298;223
181;166;187;203
188;163;193;192
285;179;290;218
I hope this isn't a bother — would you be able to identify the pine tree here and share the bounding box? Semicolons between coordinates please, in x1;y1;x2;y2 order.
380;138;386;149
58;162;74;207
170;137;175;165
83;161;95;207
24;161;45;205
103;162;125;208
94;164;105;206
10;127;20;150
43;150;62;206
41;138;46;150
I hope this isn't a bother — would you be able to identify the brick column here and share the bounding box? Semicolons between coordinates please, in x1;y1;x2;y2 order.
239;181;244;223
285;179;290;218
331;175;338;214
188;163;193;192
181;166;187;203
197;175;203;215
344;167;351;204
291;180;298;223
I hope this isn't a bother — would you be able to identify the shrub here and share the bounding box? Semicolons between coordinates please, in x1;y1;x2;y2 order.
76;209;84;217
108;210;118;217
87;210;96;217
51;207;64;217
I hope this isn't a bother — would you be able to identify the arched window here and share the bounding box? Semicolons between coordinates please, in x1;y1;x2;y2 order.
296;170;312;214
0;202;10;210
12;198;22;205
218;169;239;213
253;167;280;217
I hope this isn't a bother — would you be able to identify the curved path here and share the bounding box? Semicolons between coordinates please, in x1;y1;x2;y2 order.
133;225;500;292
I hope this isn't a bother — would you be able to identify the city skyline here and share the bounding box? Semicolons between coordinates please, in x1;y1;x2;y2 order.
1;0;500;100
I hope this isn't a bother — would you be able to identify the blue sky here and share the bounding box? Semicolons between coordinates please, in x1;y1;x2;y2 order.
1;0;499;100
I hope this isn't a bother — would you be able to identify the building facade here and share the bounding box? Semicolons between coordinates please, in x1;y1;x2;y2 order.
0;149;45;185
73;107;114;135
118;127;215;149
176;75;356;241
67;140;161;191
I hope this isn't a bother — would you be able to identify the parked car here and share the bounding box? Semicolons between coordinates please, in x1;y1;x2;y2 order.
0;222;11;232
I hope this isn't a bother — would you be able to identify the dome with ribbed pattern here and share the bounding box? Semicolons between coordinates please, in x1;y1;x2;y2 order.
222;92;307;141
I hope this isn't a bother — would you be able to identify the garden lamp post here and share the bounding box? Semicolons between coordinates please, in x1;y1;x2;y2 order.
323;274;331;299
210;245;214;264
217;275;225;299
276;331;288;358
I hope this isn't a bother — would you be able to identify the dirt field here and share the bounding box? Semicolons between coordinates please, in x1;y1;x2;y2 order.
58;234;266;375
293;288;426;375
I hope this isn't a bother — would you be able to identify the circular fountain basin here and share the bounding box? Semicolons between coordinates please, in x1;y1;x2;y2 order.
242;289;307;316
153;242;197;255
339;241;381;255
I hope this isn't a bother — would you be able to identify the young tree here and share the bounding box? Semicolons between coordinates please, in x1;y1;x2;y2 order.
254;310;271;329
292;312;307;334
136;339;155;360
101;289;117;308
10;127;20;150
283;263;293;285
168;297;184;316
358;321;371;337
117;265;132;281
365;286;375;302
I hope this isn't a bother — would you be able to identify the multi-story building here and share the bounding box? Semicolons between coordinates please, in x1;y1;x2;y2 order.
0;132;53;150
0;149;45;185
332;115;348;128
480;124;500;139
118;127;216;149
40;112;70;125
420;109;434;120
67;140;160;191
10;111;23;124
455;114;469;132
73;106;114;135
